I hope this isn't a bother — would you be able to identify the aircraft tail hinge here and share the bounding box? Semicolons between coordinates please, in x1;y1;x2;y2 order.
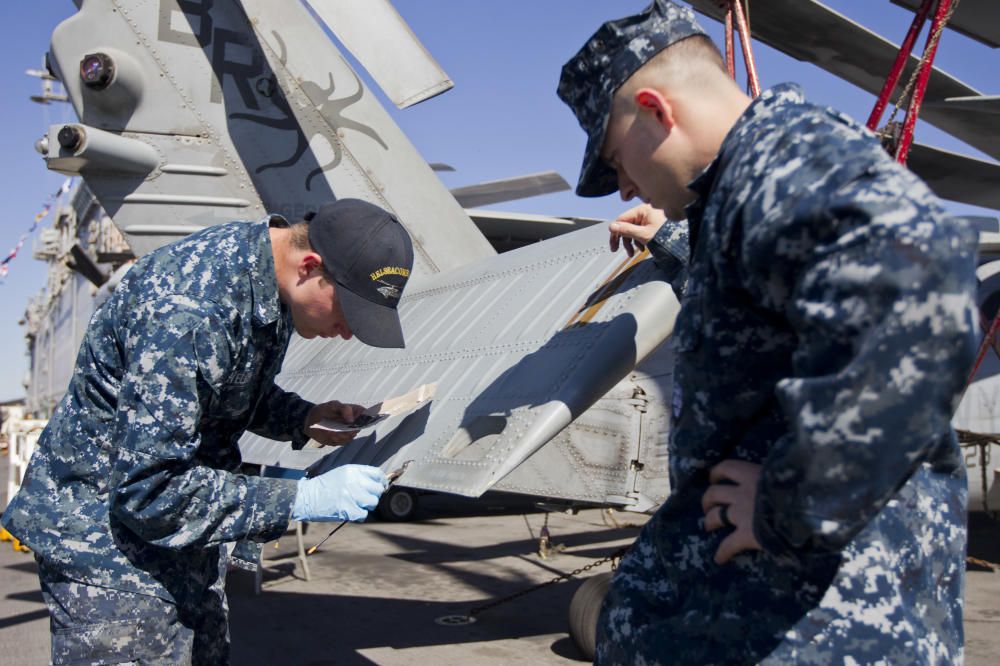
606;492;658;514
628;386;649;413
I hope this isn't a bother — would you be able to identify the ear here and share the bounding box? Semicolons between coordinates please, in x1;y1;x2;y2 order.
298;252;324;280
633;88;674;132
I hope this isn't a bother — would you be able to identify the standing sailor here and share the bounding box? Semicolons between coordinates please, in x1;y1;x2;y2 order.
558;1;978;663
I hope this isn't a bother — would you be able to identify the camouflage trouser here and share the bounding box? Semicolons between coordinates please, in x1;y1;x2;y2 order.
595;464;966;665
37;558;230;665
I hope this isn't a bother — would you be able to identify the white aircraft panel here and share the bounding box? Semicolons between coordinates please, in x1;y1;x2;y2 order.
240;223;679;506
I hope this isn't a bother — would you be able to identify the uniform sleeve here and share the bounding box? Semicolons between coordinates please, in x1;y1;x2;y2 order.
108;297;298;549
646;218;690;296
246;383;314;448
741;161;979;557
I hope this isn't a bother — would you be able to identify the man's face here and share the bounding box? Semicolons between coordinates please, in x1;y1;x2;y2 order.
600;99;697;220
289;272;353;341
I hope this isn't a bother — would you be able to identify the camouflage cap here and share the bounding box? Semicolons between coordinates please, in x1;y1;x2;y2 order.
557;0;707;197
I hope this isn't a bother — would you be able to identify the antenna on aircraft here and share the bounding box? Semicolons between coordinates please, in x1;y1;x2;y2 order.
27;56;69;105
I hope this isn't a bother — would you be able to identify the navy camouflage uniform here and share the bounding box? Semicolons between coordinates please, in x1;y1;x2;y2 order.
559;3;979;664
1;218;312;664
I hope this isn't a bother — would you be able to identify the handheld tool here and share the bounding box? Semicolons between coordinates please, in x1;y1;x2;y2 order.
306;460;413;555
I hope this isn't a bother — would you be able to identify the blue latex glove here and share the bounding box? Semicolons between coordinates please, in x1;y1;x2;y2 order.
292;465;388;522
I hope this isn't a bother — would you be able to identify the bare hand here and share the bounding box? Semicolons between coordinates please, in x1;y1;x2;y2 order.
304;400;365;446
609;204;667;257
702;459;764;564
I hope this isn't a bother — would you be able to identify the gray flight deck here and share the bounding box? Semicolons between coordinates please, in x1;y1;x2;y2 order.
2;453;1000;665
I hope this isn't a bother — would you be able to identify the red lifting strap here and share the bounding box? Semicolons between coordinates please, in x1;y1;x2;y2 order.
967;311;1000;388
866;0;956;164
724;0;761;98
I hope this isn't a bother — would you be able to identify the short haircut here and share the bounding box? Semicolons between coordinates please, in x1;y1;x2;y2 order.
289;221;311;251
655;34;726;72
615;35;730;112
288;221;335;284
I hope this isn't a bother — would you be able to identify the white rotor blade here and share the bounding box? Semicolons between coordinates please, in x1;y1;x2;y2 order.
449;171;571;208
908;143;1000;211
303;0;453;109
891;0;1000;49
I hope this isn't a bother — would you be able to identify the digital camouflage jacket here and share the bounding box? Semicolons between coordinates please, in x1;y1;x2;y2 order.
2;219;311;603
598;84;979;665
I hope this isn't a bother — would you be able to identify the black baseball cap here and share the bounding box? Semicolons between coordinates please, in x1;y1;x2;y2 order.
307;199;414;348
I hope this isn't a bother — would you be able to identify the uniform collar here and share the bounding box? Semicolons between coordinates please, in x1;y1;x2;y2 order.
249;215;288;326
683;83;806;232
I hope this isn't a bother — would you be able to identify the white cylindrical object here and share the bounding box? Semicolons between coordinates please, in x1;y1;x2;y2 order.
48;124;160;176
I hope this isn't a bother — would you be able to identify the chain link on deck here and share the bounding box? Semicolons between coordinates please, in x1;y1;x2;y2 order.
466;544;632;619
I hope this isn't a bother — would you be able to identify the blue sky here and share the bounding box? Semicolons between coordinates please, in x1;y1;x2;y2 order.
0;1;996;401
